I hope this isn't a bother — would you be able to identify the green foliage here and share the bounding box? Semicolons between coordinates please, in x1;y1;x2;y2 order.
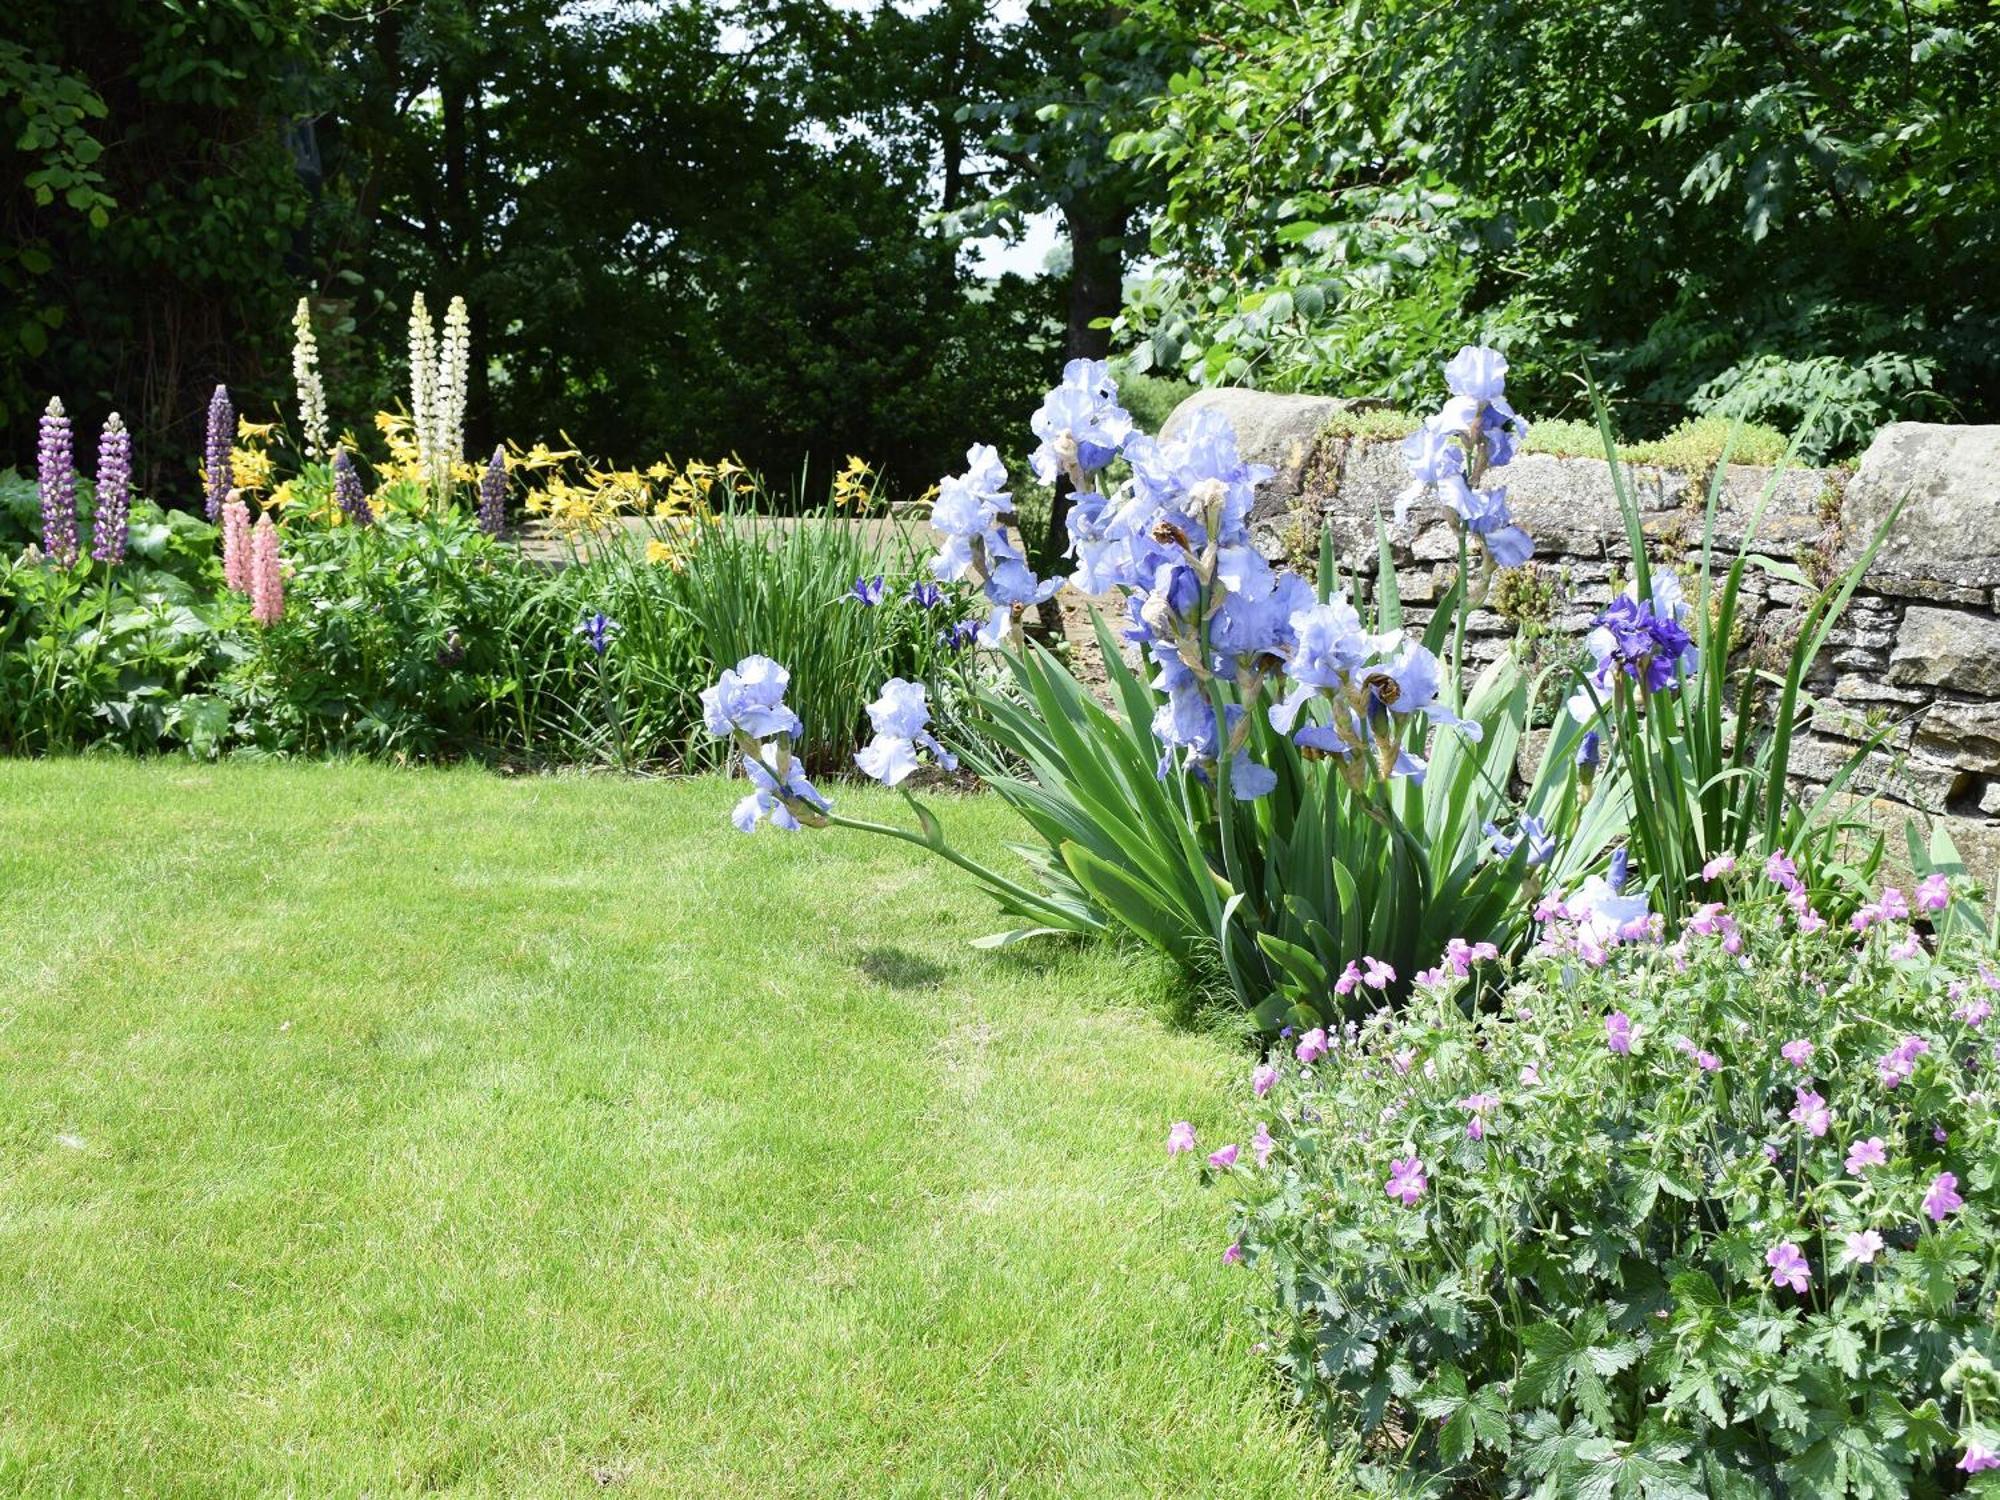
1210;888;2000;1495
1588;405;1893;925
0;467;237;753
951;596;1624;1024
0;2;352;486
1111;0;2000;454
0;451;970;771
224;514;558;761
571;505;980;776
1309;408;1795;471
224;505;975;770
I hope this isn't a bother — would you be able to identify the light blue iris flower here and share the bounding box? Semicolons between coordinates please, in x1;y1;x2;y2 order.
855;677;958;787
701;654;803;740
1029;359;1134;485
733;743;829;833
1486;814;1556;866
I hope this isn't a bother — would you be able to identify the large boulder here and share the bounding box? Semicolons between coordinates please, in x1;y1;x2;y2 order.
1159;389;1370;522
1843;423;2000;598
1889;605;2000;696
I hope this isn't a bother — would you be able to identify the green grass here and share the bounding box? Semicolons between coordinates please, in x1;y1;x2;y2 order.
0;759;1340;1497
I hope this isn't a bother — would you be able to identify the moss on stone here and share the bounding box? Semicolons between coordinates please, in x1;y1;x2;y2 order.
1315;407;1796;473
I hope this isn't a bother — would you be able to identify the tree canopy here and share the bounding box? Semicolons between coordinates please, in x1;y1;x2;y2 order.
1112;0;2000;456
4;0;1997;498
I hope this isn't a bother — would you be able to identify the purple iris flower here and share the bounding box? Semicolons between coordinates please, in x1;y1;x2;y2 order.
850;574;886;607
1486;815;1555;866
575;612;620;657
908;581;944;609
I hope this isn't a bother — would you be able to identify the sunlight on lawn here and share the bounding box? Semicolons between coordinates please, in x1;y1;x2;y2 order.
0;760;1343;1497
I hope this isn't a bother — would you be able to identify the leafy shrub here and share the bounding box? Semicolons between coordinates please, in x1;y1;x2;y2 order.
216;504;972;770
1693;352;1947;467
223;513;556;761
0;469;236;754
1197;875;2000;1495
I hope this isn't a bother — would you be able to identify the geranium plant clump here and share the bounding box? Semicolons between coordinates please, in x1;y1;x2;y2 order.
1187;869;1999;1495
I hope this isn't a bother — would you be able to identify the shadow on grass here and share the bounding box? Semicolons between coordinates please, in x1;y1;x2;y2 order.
854;946;953;990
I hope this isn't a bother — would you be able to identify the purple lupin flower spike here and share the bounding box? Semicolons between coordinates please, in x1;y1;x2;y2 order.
37;396;79;569
92;411;132;565
332;447;371;528
203;384;234;521
477;445;507;536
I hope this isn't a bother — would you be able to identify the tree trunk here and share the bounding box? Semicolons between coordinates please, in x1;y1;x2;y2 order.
1038;195;1130;592
1061;197;1127;362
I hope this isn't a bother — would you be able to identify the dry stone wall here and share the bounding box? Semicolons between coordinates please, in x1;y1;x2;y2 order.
1162;390;2000;877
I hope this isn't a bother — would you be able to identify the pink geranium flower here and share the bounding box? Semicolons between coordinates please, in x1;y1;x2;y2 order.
1916;873;1950;911
1842;1229;1885;1266
1207;1144;1239;1169
1923;1171;1963;1222
1781;1038;1815;1068
1251;1062;1279;1098
1789;1087;1831;1138
1166;1121;1196;1157
1606;1011;1633;1055
1251;1121;1275;1168
1443;937;1498;976
1960;1442;2000;1474
1295;1028;1329;1065
1222;1242;1243;1266
1845;1137;1887;1174
1700;853;1736;881
1385;1154;1427;1206
1766;1241;1811;1293
1765;850;1800;892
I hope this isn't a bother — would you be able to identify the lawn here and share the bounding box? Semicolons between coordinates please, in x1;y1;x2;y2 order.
0;760;1338;1497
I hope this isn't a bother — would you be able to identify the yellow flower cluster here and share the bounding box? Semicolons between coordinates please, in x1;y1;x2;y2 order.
229;416;279;497
645;516;704;571
520;452;752;537
372;411;481;502
831;455;875;510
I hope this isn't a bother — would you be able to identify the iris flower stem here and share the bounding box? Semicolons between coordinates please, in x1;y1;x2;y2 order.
822;809;1074;923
